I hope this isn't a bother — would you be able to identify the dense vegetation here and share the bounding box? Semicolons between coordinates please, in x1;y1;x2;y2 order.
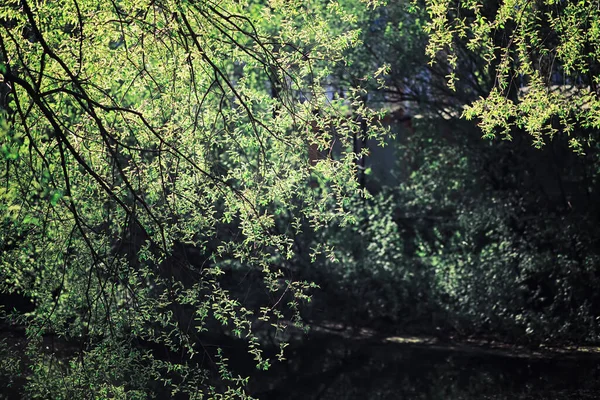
300;1;600;346
1;0;600;398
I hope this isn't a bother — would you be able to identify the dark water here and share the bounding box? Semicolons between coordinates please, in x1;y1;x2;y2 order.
249;332;600;400
2;328;599;399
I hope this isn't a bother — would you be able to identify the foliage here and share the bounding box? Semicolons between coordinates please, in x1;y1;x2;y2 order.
0;0;386;397
421;0;600;152
303;191;435;327
281;0;600;347
303;117;600;344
